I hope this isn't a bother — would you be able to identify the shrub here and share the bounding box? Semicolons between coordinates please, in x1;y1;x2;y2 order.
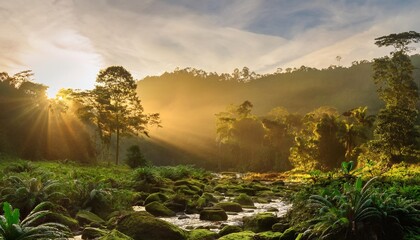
0;202;71;239
125;145;149;169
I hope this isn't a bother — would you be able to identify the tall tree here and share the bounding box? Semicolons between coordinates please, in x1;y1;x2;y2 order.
371;31;420;162
76;66;160;165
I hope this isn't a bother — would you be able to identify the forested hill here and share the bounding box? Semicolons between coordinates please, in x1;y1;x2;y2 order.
134;55;420;168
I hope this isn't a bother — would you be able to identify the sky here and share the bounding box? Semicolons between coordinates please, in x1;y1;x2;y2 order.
1;0;420;97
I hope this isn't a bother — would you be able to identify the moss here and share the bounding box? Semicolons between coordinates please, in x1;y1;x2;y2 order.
218;225;242;236
99;229;134;240
145;201;176;217
279;227;297;240
218;231;255;240
144;192;169;205
82;227;108;239
272;222;290;233
243;213;278;233
116;211;187;240
76;210;105;226
256;231;283;240
46;212;79;231
188;229;219;240
215;202;243;212
199;208;228;221
234;193;254;206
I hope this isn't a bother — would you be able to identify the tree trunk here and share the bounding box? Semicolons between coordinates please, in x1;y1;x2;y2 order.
116;113;120;165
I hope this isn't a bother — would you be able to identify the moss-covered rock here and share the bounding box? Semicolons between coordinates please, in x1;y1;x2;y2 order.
243;213;278;233
218;225;242;236
279;227;297;240
234;193;254;206
188;229;219;240
271;222;289;233
145;201;176;217
218;231;255;240
144;192;169;205
199;208;228;221
215;202;243;212
82;227;108;239
116;211;187;240
76;210;105;226
46;212;79;230
256;231;283;240
98;229;134;240
214;184;228;193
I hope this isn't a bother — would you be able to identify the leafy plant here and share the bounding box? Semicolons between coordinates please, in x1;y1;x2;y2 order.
341;161;354;177
0;176;65;218
125;145;149;169
308;177;381;239
0;201;71;239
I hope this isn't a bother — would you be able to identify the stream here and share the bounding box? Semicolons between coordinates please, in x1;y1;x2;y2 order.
134;198;292;232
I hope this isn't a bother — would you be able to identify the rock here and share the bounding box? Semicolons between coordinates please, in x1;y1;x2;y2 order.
215;202;243;212
266;207;279;212
234;194;254;206
116;211;187;240
279;227;297;240
218;225;242;237
178;214;190;220
165;202;186;212
144;192;169;205
199;208;228;221
256;231;283;240
145;201;176;217
76;210;105;226
243;213;278;233
99;229;133;240
188;229;219;240
272;223;289;233
46;212;79;231
235;188;256;196
218;231;255;240
81;227;108;239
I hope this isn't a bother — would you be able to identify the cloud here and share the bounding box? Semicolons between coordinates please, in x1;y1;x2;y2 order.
0;0;419;94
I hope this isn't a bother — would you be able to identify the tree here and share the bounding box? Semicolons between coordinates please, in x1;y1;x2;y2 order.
75;66;160;165
371;31;420;162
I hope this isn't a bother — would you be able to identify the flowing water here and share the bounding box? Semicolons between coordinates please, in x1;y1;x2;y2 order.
134;198;292;231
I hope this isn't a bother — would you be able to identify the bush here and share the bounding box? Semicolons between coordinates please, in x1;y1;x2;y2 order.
125;145;149;169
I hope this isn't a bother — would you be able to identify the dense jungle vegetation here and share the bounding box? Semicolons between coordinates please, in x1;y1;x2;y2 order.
0;32;419;240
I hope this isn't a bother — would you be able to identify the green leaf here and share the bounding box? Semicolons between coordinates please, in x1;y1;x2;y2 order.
355;178;362;192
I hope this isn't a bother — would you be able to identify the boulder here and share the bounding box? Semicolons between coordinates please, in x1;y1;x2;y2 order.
218;231;255;240
144;192;169;205
256;231;283;240
234;193;254;206
215;202;243;212
188;229;219;240
199;208;228;221
243;213;278;233
116;211;187;240
279;227;297;240
145;201;176;217
76;210;105;226
82;227;108;239
218;225;242;237
99;229;133;240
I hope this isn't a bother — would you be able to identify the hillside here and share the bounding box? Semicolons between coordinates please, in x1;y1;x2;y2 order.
135;55;420;168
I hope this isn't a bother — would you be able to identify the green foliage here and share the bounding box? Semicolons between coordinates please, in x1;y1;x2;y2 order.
341;161;354;175
125;145;149;169
0;202;71;239
0;176;64;218
371;31;420;163
73;66;160;164
305;176;420;239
